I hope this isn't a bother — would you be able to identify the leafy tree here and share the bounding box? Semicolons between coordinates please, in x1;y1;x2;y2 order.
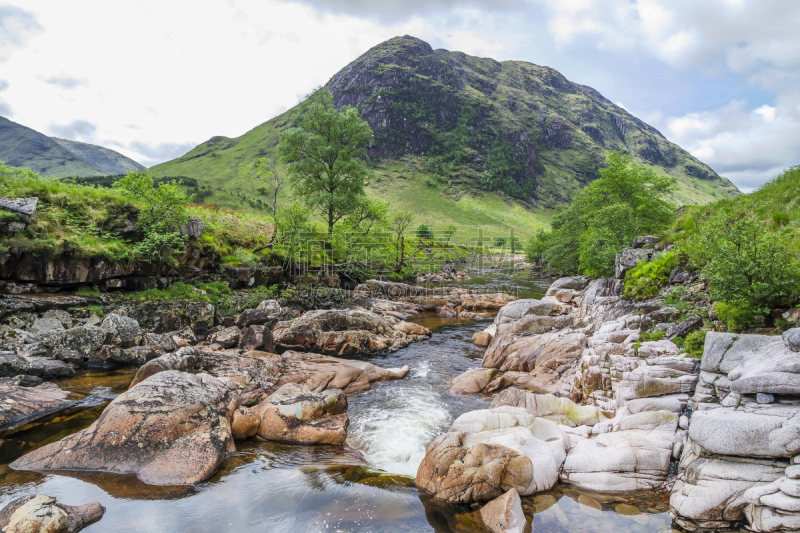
415;224;432;240
388;211;414;272
689;207;799;317
279;88;373;238
239;157;284;216
442;224;457;243
534;152;676;276
114;171;192;262
345;198;388;233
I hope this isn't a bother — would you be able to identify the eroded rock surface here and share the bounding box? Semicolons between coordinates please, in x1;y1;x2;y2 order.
0;495;104;533
253;383;348;445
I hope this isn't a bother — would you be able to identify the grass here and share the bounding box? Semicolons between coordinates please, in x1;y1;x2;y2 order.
0;168;274;264
123;281;278;315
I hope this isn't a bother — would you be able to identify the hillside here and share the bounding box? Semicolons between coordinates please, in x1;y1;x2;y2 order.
151;35;739;239
52;137;145;175
0;116;144;178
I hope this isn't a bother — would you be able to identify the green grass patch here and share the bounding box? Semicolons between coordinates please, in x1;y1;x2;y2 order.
623;252;677;301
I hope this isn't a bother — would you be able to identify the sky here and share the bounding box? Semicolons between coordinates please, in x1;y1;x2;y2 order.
0;1;798;191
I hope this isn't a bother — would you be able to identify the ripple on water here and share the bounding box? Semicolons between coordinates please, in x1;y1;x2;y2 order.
347;362;452;477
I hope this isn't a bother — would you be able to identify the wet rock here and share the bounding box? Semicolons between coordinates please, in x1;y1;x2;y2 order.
666;315;703;340
30;318;65;335
0;352;75;380
448;368;498;395
472;331;492;347
11;370;241;485
207;326;241;349
129;347;409;405
416;406;567;502
231;406;259;440
480;488;525;533
253;383;348;445
239;325;273;352
0;376;71;436
272;309;429;356
100;313;143;348
0;494;104;533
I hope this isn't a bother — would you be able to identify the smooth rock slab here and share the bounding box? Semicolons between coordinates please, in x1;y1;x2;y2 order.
689;406;800;458
0;376;71;436
0;494;104;533
490;389;606;427
11;371;241;485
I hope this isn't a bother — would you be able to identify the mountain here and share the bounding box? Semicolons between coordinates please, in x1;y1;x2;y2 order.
151;36;739;236
51;137;144;175
0;117;144;178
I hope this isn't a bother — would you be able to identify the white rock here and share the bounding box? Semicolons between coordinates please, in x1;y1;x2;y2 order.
480;488;526;533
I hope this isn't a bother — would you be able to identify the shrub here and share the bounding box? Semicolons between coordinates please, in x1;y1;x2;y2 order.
623;252;678;301
639;330;666;343
415;224;432;240
684;330;707;358
715;301;764;333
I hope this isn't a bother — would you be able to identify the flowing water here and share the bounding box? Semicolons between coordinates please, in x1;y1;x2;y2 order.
0;267;674;532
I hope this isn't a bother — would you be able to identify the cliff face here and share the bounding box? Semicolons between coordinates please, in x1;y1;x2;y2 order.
325;36;738;204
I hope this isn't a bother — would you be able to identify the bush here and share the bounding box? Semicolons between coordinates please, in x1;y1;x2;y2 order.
684;330;707;358
715;301;765;333
639;330;666;343
623;252;678;300
415;224;432;240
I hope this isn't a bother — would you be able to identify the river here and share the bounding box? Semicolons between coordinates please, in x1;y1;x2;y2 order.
0;267;673;532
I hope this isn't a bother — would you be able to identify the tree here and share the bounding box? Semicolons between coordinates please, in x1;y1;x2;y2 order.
388;211;414;272
239;157;284;216
114;171;192;262
690;207;799;316
279;88;373;238
442;224;457;243
345;198;388;233
534;152;676;276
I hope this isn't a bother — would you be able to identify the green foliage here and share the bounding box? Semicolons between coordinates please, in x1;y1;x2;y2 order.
128;282;233;304
715;301;765;333
639;330;666;343
114;171;192;262
239;157;284;216
688;207;800;317
535;152;676;275
75;286;101;298
623;252;678;300
684;330;707;358
222;247;260;267
279;88;373;237
415;224;432;240
87;305;104;317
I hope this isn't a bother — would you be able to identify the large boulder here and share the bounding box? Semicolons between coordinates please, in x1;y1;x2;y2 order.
448;368;498;395
666;315;703;340
689;404;800;458
0;197;38;223
483;330;586;373
0;495;104;533
38;325;113;356
561;410;678;492
0;352;74;380
253;383;348;445
669;440;785;531
493;299;557;326
784;328;800;352
239;324;273;352
416;406;567;502
179;214;203;239
29;317;65;335
727;336;800;395
272;309;429;355
100;313;143;347
208;326;241;349
11;371;241;485
129;347;409;405
0;376;71;436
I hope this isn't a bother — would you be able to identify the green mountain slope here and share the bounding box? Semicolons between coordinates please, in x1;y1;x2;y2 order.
0;117;105;178
0;116;145;178
52;137;145;175
151;35;739;239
